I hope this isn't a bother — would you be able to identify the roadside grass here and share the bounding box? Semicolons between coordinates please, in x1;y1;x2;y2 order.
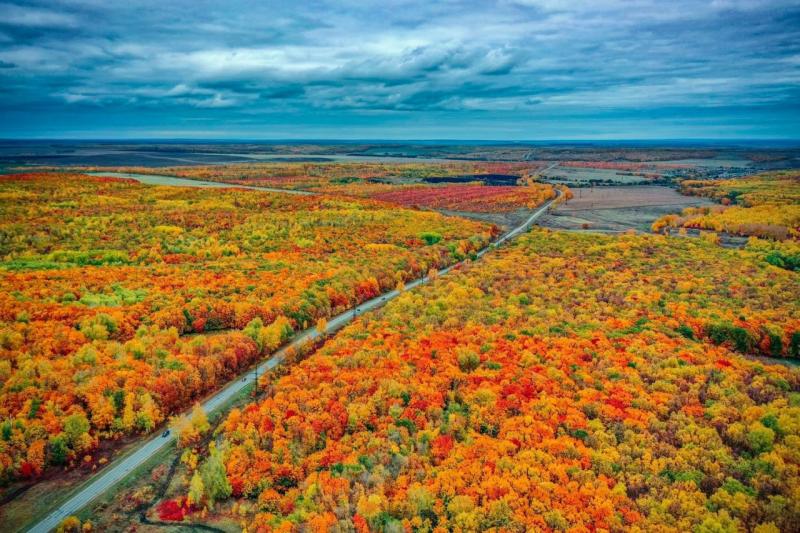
76;439;178;529
14;302;337;532
79;381;261;531
9;381;260;533
80;337;330;531
6;430;173;533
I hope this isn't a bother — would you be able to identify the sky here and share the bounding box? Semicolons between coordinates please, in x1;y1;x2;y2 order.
0;0;799;140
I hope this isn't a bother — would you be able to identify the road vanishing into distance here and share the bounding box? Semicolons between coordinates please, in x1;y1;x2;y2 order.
28;176;559;533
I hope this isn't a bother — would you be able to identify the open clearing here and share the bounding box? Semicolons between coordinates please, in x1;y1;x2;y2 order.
539;165;651;185
539;185;713;232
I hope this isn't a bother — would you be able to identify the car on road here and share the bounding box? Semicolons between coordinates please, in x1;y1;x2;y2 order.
161;430;170;438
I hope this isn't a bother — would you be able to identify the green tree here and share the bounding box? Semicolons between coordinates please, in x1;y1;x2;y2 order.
456;348;480;373
191;403;210;434
188;470;205;507
747;423;775;454
63;413;90;447
200;444;231;507
420;231;442;245
49;434;70;465
243;317;264;351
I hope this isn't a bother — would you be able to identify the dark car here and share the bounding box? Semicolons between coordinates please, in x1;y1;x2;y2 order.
162;430;170;438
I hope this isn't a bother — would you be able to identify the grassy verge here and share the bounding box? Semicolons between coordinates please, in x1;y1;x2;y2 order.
9;380;259;533
79;382;261;531
6;430;174;533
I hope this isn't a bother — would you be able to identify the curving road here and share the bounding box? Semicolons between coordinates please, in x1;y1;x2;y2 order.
27;181;559;533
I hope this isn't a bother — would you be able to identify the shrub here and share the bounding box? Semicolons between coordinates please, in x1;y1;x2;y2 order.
765;250;800;271
79;313;118;341
766;331;784;358
456;349;480;372
789;332;800;359
49;434;70;465
707;323;756;354
157;499;188;521
420;231;442;245
56;516;82;533
676;324;695;340
747;423;775;454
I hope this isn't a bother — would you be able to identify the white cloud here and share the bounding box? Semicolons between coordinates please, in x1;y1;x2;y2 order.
0;3;79;27
0;0;797;122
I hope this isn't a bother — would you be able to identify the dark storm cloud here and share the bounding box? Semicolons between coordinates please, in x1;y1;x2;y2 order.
0;0;798;138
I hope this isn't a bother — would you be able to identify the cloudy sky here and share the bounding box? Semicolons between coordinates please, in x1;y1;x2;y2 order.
1;0;799;139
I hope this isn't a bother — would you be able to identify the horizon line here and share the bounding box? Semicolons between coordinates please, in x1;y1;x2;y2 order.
2;137;800;145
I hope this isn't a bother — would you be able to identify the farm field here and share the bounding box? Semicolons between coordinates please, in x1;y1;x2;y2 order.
539;165;661;186
0;172;499;508
540;186;714;233
653;170;800;241
127;229;800;532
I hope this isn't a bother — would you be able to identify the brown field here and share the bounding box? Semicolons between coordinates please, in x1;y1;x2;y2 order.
540;186;713;232
557;185;709;210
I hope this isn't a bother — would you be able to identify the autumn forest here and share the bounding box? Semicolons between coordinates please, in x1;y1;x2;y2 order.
0;152;798;533
4;0;800;530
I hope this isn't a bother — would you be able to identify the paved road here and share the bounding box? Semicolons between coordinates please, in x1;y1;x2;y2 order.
28;187;558;533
